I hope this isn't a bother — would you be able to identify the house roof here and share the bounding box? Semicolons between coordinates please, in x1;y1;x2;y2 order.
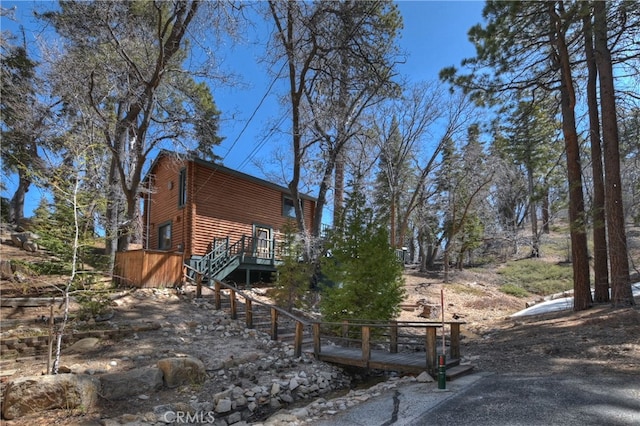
145;149;317;202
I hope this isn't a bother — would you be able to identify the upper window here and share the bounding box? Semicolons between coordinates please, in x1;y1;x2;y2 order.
159;222;172;250
178;168;187;207
283;196;297;218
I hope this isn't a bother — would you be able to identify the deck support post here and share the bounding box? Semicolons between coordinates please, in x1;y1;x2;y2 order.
450;322;461;359
390;320;398;353
270;307;278;341
313;323;321;357
362;326;371;366
294;321;303;358
229;289;237;319
245;299;253;328
214;280;221;310
426;326;437;376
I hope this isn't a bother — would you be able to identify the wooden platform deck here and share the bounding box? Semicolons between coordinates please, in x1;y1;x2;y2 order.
312;345;473;379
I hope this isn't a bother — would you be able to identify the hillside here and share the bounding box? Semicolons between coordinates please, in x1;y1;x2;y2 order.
1;224;639;424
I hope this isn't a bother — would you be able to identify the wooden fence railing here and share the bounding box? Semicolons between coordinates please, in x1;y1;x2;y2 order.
211;280;312;358
207;280;464;374
312;319;464;374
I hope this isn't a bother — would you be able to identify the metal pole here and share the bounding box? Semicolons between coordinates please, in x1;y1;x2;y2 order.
439;288;446;389
441;288;445;354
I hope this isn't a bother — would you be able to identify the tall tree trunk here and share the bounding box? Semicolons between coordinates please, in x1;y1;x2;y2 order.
542;187;550;234
443;241;451;284
9;171;30;225
593;0;634;306
549;2;591;311
333;145;346;228
390;194;397;247
527;164;539;257
105;156;120;274
583;9;610;303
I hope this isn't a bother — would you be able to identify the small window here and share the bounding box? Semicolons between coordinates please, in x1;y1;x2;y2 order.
178;168;187;207
283;196;298;218
158;222;172;250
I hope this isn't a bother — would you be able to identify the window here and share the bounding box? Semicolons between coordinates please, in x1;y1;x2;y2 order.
158;222;172;250
178;168;187;207
283;196;298;218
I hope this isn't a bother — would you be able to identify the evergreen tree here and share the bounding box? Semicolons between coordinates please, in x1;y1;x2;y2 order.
272;220;313;312
373;115;415;247
320;179;405;323
0;30;50;224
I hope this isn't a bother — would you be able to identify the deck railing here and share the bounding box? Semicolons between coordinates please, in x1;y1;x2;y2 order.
312;319;463;374
207;281;464;374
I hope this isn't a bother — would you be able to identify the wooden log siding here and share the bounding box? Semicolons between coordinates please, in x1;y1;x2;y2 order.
144;158;188;252
144;153;316;259
190;161;315;256
114;250;183;288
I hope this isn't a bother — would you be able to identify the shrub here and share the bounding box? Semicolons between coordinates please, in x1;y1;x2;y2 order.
497;259;573;296
500;283;530;298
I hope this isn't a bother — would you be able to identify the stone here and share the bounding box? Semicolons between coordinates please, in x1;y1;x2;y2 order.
289;377;299;390
157;356;206;388
65;337;100;353
10;232;39;250
22;240;38;252
0;259;13;280
269;398;282;409
215;398;232;413
280;393;294;404
416;371;434;383
100;367;163;400
227;412;242;424
270;382;280;396
2;374;99;420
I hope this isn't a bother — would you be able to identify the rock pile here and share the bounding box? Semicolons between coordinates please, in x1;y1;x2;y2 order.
10;231;40;253
1;302;353;424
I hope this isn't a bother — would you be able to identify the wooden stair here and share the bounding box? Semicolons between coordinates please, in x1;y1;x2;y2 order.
446;364;475;380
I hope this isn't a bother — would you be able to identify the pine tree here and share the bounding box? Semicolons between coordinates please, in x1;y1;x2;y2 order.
272;220;313;312
320;179;405;323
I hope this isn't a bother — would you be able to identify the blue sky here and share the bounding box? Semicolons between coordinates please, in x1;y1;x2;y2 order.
215;1;486;172
1;1;486;216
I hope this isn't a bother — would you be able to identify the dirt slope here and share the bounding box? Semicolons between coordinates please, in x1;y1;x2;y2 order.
1;224;639;424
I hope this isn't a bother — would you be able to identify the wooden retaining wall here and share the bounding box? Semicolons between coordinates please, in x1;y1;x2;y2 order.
0;322;161;359
114;250;183;288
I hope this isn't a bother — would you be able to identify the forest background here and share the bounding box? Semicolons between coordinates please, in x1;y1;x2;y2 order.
1;1;638;312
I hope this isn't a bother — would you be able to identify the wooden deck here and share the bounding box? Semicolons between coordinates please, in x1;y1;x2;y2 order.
313;345;472;379
314;344;437;372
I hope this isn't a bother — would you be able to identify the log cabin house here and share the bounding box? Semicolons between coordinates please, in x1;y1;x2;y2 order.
132;150;317;287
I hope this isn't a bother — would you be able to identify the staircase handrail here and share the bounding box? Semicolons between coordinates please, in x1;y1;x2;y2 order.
213;278;312;327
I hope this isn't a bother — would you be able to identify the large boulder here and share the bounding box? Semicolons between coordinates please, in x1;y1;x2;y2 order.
100;367;163;400
0;259;13;280
2;374;100;420
157;356;206;388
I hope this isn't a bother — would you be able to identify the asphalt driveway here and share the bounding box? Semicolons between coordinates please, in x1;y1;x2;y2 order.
313;372;640;426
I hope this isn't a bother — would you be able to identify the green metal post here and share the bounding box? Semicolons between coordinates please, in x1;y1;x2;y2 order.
438;354;446;389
